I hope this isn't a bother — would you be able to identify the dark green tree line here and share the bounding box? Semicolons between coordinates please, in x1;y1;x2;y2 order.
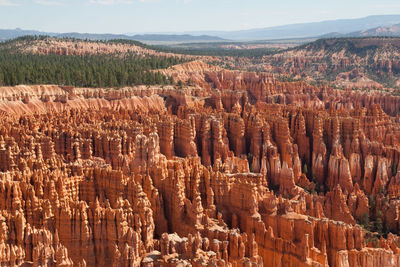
0;51;184;87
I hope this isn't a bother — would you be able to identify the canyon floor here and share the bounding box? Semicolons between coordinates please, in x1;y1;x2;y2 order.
1;38;400;267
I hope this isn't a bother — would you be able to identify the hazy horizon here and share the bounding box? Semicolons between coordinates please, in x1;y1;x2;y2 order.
1;0;400;34
6;14;400;36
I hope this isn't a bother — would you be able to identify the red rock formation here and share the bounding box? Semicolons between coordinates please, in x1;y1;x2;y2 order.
1;64;400;266
264;38;400;89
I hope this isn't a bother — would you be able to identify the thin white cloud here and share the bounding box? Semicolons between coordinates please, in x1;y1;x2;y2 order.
90;0;186;4
174;0;191;3
90;0;133;5
35;0;65;5
0;0;19;6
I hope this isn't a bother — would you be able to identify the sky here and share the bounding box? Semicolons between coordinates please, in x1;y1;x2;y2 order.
1;0;400;34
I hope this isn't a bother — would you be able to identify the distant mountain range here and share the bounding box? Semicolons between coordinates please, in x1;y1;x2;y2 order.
322;23;400;38
186;15;400;40
58;33;226;43
2;15;400;43
0;29;225;43
0;29;50;41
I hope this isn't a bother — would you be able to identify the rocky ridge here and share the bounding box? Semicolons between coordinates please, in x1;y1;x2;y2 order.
5;38;193;59
263;37;400;89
